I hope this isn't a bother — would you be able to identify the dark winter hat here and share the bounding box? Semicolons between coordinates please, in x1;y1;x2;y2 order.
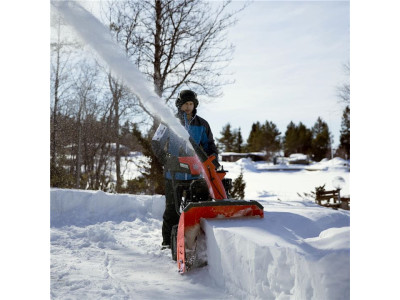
175;90;199;109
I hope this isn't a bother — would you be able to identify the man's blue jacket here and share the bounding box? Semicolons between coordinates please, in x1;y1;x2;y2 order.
151;109;218;180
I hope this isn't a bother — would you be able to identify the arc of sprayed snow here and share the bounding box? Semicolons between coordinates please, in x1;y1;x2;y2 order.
51;0;190;142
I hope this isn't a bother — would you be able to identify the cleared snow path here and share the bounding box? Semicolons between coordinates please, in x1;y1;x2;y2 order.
51;189;235;299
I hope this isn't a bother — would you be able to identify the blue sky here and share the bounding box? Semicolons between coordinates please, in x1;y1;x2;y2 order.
198;0;350;148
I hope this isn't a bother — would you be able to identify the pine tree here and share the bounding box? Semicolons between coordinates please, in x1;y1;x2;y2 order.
217;123;235;152
283;121;297;156
297;123;313;154
283;121;312;156
338;106;350;159
311;117;331;162
232;127;243;153
230;169;246;200
246;122;263;152
262;120;281;159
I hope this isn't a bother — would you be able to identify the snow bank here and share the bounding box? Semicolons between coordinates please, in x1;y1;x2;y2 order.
202;206;350;300
236;158;258;172
50;188;164;227
306;157;350;171
232;157;350;173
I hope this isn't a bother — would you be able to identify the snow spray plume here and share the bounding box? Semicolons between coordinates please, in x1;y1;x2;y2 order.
51;0;191;145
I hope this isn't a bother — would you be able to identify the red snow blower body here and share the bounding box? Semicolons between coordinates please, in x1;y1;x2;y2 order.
164;137;264;274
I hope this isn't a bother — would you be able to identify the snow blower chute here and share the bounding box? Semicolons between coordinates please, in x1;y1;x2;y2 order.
162;137;264;274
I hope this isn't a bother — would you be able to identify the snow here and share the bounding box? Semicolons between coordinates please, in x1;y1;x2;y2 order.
288;153;308;161
51;157;350;299
225;158;350;200
305;157;350;172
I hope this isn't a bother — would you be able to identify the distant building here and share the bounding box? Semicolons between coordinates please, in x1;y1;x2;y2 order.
220;152;266;162
288;153;310;165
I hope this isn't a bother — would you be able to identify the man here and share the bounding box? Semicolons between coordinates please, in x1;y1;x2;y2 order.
151;90;218;249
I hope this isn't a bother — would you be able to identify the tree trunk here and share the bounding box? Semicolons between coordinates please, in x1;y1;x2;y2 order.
114;93;122;193
108;74;124;193
51;21;61;168
75;107;82;189
153;0;163;97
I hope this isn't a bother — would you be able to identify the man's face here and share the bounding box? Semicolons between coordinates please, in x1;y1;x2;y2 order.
181;101;195;115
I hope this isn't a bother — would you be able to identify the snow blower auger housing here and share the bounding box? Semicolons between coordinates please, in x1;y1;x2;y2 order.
165;137;264;274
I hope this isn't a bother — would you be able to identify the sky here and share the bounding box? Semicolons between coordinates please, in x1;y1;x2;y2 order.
54;0;350;148
198;0;350;148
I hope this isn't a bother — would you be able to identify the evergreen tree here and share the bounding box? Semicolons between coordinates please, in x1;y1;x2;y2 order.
338;106;350;159
232;127;244;153
283;121;297;156
262;121;281;158
246;122;263;152
283;121;312;156
217;123;235;152
230;169;246;200
311;117;331;161
297;123;313;154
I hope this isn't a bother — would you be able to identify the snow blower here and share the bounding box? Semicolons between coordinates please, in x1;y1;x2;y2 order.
164;137;264;274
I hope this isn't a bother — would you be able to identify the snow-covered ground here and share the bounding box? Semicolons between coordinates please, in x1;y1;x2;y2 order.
51;158;350;299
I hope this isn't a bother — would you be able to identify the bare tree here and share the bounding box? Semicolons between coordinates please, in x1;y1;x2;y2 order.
337;62;350;104
50;15;77;168
51;12;89;188
336;62;350;159
107;73;139;192
105;0;241;102
70;60;101;188
101;0;243;194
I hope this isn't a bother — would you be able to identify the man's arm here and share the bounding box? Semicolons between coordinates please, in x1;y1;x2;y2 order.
203;120;218;156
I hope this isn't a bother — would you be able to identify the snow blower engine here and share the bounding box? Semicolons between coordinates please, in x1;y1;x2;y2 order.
156;134;264;274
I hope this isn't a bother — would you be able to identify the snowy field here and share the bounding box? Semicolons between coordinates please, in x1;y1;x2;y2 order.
50;158;350;299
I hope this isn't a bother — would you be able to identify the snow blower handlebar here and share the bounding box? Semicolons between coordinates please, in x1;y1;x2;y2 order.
169;137;227;201
164;136;228;217
188;137;220;169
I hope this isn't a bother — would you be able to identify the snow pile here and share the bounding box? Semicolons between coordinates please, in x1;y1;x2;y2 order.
233;155;350;173
203;205;349;299
306;157;350;172
51;186;349;299
288;153;309;163
236;157;258;172
51;189;164;227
